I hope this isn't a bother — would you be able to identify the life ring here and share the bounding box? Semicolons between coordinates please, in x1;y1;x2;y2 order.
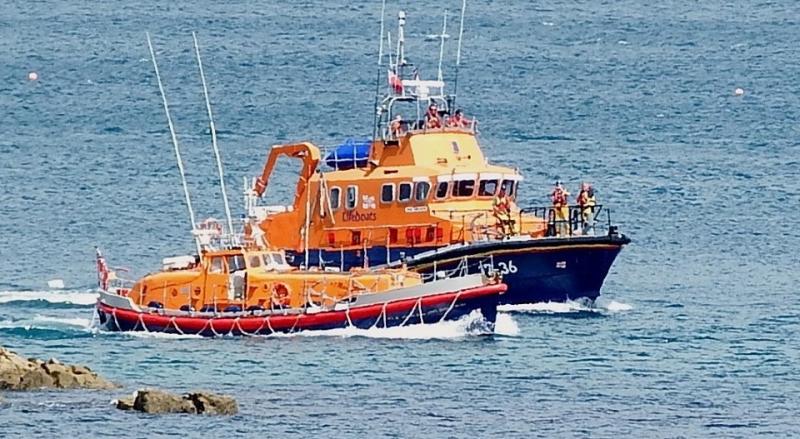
272;282;291;308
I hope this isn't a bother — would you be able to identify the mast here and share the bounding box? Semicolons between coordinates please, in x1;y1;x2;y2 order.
453;0;467;107
146;32;201;255
396;11;406;76
437;10;449;83
371;0;388;141
192;32;235;237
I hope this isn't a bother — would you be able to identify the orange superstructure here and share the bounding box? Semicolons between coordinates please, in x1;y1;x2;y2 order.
247;127;547;257
120;248;422;312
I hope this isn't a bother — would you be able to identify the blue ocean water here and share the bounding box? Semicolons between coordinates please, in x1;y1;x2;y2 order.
1;0;799;437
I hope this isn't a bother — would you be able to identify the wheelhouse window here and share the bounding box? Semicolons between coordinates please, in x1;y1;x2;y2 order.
330;187;341;210
248;255;262;268
381;183;395;203
478;180;498;197
501;179;516;198
209;256;224;273
226;254;246;272
346;185;358;210
435;181;449;199
398;182;412;203
452;180;475;197
414;181;431;201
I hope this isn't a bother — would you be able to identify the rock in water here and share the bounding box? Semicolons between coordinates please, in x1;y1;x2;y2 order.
186;391;239;415
0;347;116;391
116;388;238;415
133;389;197;414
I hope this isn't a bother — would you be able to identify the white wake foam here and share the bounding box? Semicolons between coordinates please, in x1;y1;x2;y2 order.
119;331;203;340
0;314;94;333
267;310;494;340
604;300;633;312
498;299;633;314
494;313;520;336
32;315;93;328
0;290;97;306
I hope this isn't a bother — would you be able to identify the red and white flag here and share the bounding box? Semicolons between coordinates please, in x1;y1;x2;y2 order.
387;69;403;93
96;247;110;291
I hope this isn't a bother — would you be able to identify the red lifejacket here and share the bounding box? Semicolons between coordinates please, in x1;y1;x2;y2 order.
426;111;441;128
551;189;567;207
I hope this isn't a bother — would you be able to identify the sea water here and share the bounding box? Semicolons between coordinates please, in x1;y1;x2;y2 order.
1;0;799;437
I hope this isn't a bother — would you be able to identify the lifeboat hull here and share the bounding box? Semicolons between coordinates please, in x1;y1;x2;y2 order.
95;282;503;337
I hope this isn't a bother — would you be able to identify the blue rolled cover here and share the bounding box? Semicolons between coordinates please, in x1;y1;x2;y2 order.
324;139;371;170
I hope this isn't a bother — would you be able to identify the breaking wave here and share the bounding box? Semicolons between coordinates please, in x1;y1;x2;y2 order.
0;290;97;307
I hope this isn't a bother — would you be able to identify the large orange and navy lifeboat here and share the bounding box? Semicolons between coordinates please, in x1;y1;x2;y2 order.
244;10;630;305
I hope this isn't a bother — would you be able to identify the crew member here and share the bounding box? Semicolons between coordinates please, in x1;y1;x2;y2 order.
390;114;404;137
448;109;470;128
576;182;596;235
426;103;442;129
551;181;570;236
493;187;514;238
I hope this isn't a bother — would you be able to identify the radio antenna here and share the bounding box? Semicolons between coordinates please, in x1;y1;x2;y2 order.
192;32;234;237
146;32;201;255
453;0;467;107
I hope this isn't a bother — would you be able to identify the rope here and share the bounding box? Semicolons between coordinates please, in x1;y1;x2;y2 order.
399;297;422;327
111;308;122;331
265;315;275;335
168;316;186;335
438;292;462;323
208;319;223;337
345;304;354;328
371;302;388;329
288;314;301;333
138;313;150;333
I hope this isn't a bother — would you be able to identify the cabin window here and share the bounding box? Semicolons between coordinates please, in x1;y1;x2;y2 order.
271;253;286;265
414;181;431;201
226;255;246;272
330;187;341;210
452;180;475;197
248;255;262;268
478;180;498;197
435;181;449;199
501;179;516;198
209;256;224;273
381;183;395;203
346;185;358;210
398;183;412;203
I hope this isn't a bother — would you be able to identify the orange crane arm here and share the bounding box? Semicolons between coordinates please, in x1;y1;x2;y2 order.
253;142;321;203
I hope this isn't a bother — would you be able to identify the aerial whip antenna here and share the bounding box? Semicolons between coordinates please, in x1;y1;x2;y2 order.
371;0;388;141
453;0;467;107
146;32;201;255
192;31;235;237
437;10;449;83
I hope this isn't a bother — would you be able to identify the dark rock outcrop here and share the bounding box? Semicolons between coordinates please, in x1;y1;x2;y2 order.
0;347;116;391
115;389;238;415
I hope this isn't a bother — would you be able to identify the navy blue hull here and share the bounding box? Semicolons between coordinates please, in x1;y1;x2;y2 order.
290;235;629;305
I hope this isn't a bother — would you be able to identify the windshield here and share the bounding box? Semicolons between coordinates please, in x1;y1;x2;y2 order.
225;254;246;272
